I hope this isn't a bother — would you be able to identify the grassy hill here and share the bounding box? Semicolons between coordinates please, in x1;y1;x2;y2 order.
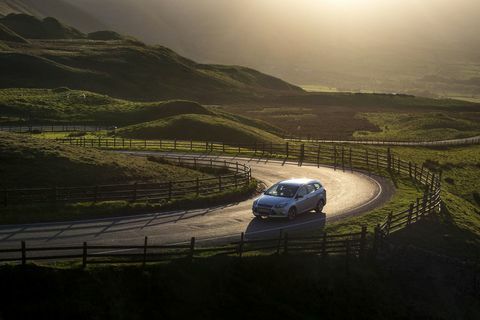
116;114;284;144
0;88;215;125
0;14;302;102
0;21;27;42
0;131;208;188
0;13;84;39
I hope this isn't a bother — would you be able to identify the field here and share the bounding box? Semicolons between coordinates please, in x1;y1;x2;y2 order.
223;95;480;140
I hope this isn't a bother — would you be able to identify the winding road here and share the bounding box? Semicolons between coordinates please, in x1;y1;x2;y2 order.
0;153;394;248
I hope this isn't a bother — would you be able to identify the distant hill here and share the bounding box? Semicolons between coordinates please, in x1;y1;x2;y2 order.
0;14;302;102
0;21;27;42
0;13;83;39
0;0;106;32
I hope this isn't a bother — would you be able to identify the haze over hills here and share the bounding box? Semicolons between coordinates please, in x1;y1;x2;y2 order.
1;0;479;99
0;14;302;102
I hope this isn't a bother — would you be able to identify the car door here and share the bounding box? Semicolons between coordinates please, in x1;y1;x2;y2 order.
302;184;316;211
295;186;309;212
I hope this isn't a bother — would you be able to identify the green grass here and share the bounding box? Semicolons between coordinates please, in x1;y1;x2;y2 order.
0;131;209;188
384;145;480;258
0;88;211;125
115;114;284;144
354;112;480;141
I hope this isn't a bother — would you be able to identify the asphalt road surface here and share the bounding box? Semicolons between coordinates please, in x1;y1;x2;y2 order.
0;153;394;248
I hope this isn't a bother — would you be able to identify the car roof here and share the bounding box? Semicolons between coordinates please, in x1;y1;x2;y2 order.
278;178;319;186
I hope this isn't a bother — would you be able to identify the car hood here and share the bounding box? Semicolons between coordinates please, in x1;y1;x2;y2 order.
257;194;293;206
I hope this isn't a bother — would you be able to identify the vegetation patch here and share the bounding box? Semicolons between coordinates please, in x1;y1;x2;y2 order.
0;132;209;188
354;112;480;141
115;114;283;144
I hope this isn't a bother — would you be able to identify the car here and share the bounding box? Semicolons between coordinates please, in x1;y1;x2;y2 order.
252;178;327;220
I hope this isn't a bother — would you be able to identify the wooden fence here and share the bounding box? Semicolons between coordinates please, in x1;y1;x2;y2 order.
0;228;368;267
0;124;108;133
2;155;251;206
284;135;480;146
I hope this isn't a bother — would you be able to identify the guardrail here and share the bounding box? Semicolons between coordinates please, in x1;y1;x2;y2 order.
0;228;367;267
1;155;251;206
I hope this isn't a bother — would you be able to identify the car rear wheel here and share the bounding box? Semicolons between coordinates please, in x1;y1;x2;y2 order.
315;199;325;213
288;207;297;221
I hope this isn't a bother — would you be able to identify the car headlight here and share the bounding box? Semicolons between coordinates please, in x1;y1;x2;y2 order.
253;200;258;207
274;202;288;208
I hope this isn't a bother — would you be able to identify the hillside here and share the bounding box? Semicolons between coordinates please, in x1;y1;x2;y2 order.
0;21;26;42
116;114;284;144
0;0;106;32
0;14;303;102
0;131;208;188
0;13;84;39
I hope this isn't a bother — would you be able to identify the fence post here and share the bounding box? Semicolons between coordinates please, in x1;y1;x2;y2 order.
82;242;87;268
349;148;352;172
283;233;289;255
333;145;337;170
238;232;244;258
142;236;148;268
341;147;345;172
387;148;392;171
407;203;414;226
276;230;283;255
359;226;367;259
133;182;138;202
317;144;321;168
196;178;200;197
322;233;327;258
218;176;222;192
189;237;195;262
168;182;172;201
299;144;305;165
21;241;26;266
372;224;380;259
386;211;393;235
285;142;289;158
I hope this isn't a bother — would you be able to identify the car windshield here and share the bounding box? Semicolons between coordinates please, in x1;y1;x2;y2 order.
264;183;299;198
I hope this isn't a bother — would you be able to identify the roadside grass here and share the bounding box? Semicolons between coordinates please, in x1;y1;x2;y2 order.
384;145;480;258
0;132;210;188
0;181;258;225
354;112;480;141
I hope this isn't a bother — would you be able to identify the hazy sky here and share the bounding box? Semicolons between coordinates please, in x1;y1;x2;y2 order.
60;0;480;91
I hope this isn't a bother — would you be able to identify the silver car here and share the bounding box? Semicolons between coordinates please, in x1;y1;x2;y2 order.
252;179;327;220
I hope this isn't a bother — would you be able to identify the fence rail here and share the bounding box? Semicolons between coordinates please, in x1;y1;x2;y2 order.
0;125;108;133
2;155;251;206
0;228;367;266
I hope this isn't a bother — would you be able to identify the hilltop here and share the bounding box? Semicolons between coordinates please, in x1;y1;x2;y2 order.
0;14;303;103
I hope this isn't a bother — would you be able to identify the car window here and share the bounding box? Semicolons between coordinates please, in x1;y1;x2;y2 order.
297;186;307;197
313;183;322;190
306;184;315;194
265;183;299;198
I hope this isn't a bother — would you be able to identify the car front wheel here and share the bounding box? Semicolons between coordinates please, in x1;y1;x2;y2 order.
288;207;297;221
315;199;325;213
